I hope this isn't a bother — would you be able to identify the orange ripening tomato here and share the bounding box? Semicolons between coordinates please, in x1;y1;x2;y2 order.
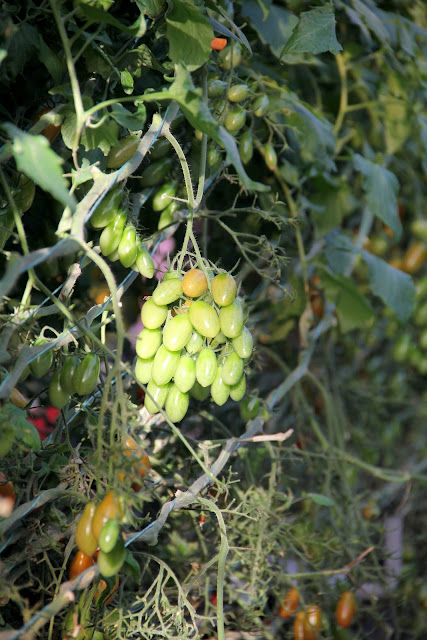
0;472;16;517
10;387;28;408
92;491;122;541
211;38;227;51
182;269;208;298
95;574;119;606
278;588;299;619
69;550;95;580
34;108;62;142
335;591;356;628
124;435;151;479
401;242;427;274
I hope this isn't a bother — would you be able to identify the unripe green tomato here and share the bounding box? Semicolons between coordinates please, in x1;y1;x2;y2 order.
107;135;139;169
411;219;427;242
136;328;162;360
48;369;69;410
415;275;427;301
135;356;154;385
150;137;171;160
163;270;181;281
218;44;242;69
73;353;100;395
185;330;204;355
60;355;79;395
210;330;227;348
76;502;98;557
107;247;120;262
196;348;218;387
118;225;138;268
158;207;174;230
174;355;196;393
220;300;244;338
165;385;189;422
211;367;230;406
232;327;253;359
141;298;168;329
263;143;277;171
97;537;126;578
240;396;260;421
140;157;173;187
152;278;183;306
30;339;53;378
211;273;237;306
163;314;193;351
207;147;222;172
222;351;244;386
252;94;269;117
134;242;155;278
419;328;427;351
415;301;427;327
239;130;253;164
99;210;127;256
190;380;210;401
144;380;171;414
208;79;228;98
19;364;30;381
416;355;427;375
99;519;120;554
189;301;220;338
90;189;123;228
227;84;250;102
152;182;176;212
225;107;246;133
230;374;246;401
151;344;180;386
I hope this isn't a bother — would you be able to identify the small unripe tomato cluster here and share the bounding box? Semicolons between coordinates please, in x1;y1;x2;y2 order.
391;273;427;374
48;353;100;410
135;268;253;422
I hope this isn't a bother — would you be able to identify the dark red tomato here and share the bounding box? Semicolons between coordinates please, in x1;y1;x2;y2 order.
335;591;356;628
278;588;299;619
69;550;95;580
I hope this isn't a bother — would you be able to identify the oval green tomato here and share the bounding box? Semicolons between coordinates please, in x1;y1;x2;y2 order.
165;385;189;423
141;298;168;329
163;270;181;281
190;380;210;401
140;157;173;188
134;243;154;278
252;94;269;117
48;369;69;410
99;519;120;554
240;396;260;421
163;314;193;351
222;351;244;386
229;374;246;401
118;225;138;268
220;300;244;338
189;301;220;339
60;355;79;395
196;348;218;387
150;137;171;160
392;333;413;363
152;182;176;212
136;328;162;360
232;327;253;359
107;135;139;169
30;339;53;378
152;278;183;306
151;344;180;386
91;189;122;228
211;273;237;306
208;79;228;98
227;84;250;102
210;367;230;406
218;44;242;70
144;380;171;414
239;130;253;164
135;356;154;385
207;147;222;171
97;537;126;578
415;301;427;327
158;207;173;230
185;330;204;355
419;328;427;351
225;107;246;133
415;275;427;301
73;353;100;395
174;355;196;393
99;210;127;256
210;331;227;348
263;143;277;171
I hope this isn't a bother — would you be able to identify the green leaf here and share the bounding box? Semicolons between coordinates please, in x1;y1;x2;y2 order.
381;95;412;154
118;44;165;74
81;119;119;156
77;5;146;37
122;550;141;582
0;22;39;83
286;101;336;170
109;102;146;130
2;124;76;211
281;3;343;56
309;178;356;237
121;69;134;95
71;158;97;188
318;268;374;332
307;492;335;507
166;0;214;72
139;0;166;17
38;37;63;84
0;404;41;452
353;154;402;241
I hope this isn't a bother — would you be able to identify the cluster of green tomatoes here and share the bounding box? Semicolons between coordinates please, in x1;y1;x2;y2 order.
135;267;253;422
391;273;427;374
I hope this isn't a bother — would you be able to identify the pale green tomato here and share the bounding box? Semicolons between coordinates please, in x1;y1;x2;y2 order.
189;301;220;339
134;243;155;278
196;348;218;388
136;328;162;359
151;344;180;386
211;367;230;406
174;355;196;393
222;351;244;386
152;278;183;305
141;298;168;329
190;380;210;401
135;356;154;385
165;385;189;422
185;330;204;355
144;380;171;414
162;314;193;351
210;330;227;348
232;327;253;359
229;374;246;401
219;300;244;338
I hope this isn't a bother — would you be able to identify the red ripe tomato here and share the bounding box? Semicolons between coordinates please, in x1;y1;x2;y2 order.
69;550;95;580
335;591;356;628
293;611;306;640
182;269;208;298
211;37;227;51
278;588;299;619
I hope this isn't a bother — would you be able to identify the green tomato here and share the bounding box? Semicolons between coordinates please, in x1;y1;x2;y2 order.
252;94;269;117
107;134;139;169
158;207;173;230
220;300;244;338
152;182;176;212
90;189;122;228
263;143;277;171
414;301;427;327
60;355;79;395
174;355;196;393
136;328;162;360
99;519;120;554
239;130;253;164
139;157;173;188
230;374;246;401
210;330;227;349
225;107;246;133
208;79;228;98
135;356;154;385
97;537;126;578
210;367;230;406
232;327;253;359
227;84;250;102
163;270;181;281
222;351;244;386
134;242;155;278
392;333;412;362
415;275;427;301
0;423;15;458
165;385;189;422
152;278;183;306
144;380;171;414
218;44;242;70
99;210;127;256
196;348;218;388
118;225;138;268
190;380;210;401
207;148;222;172
163;314;193;351
30;338;53;378
151;344;180;386
141;298;168;329
48;369;69;410
419;328;427;351
189;301;220;339
185;330;204;355
240;396;260;421
150;137;171;160
211;273;237;306
73;354;100;395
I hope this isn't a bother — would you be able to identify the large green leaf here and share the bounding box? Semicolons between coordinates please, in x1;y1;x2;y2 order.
309;177;356;237
118;44;166;74
166;0;214;72
281;3;342;56
286;101;336;170
353;154;401;240
109;103;146;130
319;268;374;332
2;124;76;211
78;5;146;37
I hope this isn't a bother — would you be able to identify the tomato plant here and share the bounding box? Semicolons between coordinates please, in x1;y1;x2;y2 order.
335;591;356;628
